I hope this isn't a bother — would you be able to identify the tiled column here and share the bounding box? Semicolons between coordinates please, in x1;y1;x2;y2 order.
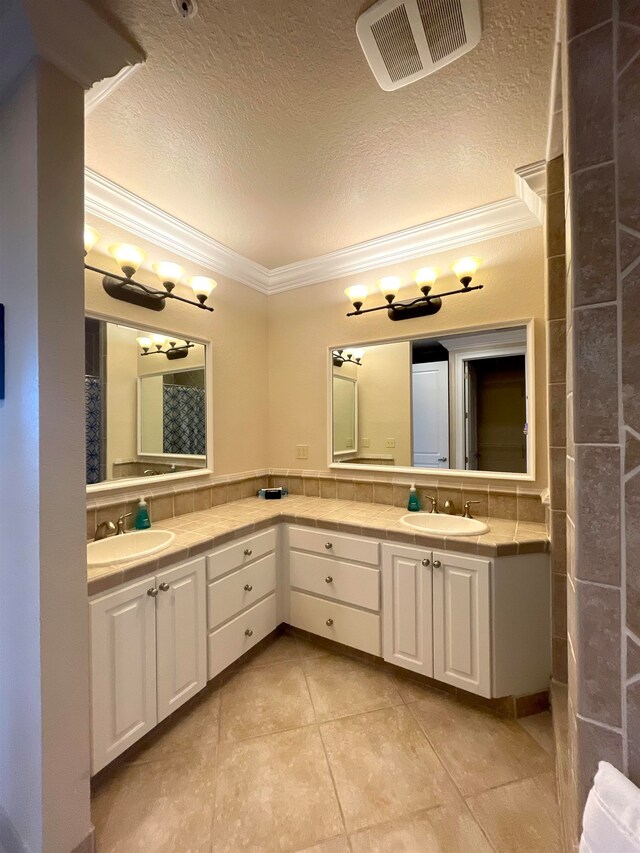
564;0;640;839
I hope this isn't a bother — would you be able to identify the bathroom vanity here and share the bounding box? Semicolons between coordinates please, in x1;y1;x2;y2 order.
88;497;550;773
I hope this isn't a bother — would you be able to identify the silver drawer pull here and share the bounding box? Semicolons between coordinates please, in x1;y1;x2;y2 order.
325;542;333;550
147;587;158;597
245;628;253;637
433;560;442;568
244;548;253;556
326;618;334;627
244;583;253;592
325;576;333;584
159;582;170;591
421;559;430;567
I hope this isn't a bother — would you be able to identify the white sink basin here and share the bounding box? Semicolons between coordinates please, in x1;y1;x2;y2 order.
400;513;489;536
87;529;176;567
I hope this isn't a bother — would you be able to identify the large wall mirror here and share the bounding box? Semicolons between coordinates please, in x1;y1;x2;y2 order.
330;324;533;478
85;317;210;488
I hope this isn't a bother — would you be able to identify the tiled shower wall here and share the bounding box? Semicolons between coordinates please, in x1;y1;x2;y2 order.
564;0;640;838
546;154;568;684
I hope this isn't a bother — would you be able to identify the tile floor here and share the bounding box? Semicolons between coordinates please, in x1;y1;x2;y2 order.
92;632;562;852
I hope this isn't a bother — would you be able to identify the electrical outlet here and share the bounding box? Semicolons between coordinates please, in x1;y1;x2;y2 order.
385;438;396;448
295;444;309;460
361;437;370;448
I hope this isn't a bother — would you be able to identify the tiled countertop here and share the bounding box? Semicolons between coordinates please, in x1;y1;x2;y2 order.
87;496;549;596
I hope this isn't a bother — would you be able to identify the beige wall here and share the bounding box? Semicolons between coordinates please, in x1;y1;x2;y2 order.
356;341;411;466
85;255;270;480
268;228;548;489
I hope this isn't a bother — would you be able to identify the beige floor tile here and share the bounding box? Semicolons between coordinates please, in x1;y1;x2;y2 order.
293;838;351;853
295;635;336;660
517;711;555;757
393;676;454;704
219;660;315;742
212;726;344;852
94;750;215;853
321;705;458;832
466;772;563;853
409;691;552;796
125;684;220;764
349;800;494;853
242;633;302;669
303;654;404;721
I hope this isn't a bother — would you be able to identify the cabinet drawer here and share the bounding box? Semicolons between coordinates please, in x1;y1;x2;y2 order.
289;526;380;566
289;591;380;656
290;551;380;611
207;528;276;581
208;553;276;629
208;593;277;680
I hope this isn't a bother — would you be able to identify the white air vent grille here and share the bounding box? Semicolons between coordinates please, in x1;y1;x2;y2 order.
357;0;482;91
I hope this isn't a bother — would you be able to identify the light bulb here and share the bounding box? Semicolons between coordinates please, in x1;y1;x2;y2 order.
84;225;101;255
187;276;217;304
136;336;152;351
108;243;146;277
344;285;368;311
378;276;401;302
349;348;364;363
152;262;185;291
451;256;482;284
151;334;166;349
414;267;439;288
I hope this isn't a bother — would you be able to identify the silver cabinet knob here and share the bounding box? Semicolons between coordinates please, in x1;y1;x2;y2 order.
244;583;253;591
325;542;333;550
433;560;442;568
244;548;253;556
326;618;334;626
245;628;253;637
325;576;333;584
159;582;170;592
421;559;430;567
147;587;158;597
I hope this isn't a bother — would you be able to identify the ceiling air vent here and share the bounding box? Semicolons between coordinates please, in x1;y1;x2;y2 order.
356;0;482;91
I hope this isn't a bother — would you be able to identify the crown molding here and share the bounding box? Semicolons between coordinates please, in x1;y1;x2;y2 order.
514;160;546;224
85;64;140;115
85;168;545;295
85;168;270;292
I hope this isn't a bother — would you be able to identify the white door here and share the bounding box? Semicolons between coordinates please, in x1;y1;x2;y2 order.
382;543;433;676
156;557;207;722
412;361;449;468
432;551;491;697
90;578;157;773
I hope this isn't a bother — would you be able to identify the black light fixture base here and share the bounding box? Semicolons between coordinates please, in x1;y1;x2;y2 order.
166;348;189;360
387;297;442;321
102;276;166;311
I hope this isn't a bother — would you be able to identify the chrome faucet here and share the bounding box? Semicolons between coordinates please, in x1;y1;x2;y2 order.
425;495;439;513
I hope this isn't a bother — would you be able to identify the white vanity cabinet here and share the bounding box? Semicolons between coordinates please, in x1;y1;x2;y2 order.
90;557;207;773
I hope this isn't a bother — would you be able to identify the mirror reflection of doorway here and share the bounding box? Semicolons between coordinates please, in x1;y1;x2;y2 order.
464;355;527;473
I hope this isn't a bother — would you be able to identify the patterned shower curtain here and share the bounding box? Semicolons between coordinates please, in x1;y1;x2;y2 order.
163;385;206;456
85;375;103;484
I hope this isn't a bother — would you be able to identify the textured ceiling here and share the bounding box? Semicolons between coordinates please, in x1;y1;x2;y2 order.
86;0;555;268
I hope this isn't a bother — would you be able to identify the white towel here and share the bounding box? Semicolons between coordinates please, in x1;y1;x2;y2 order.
581;761;640;852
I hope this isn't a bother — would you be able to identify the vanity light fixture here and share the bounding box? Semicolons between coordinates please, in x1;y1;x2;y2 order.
136;334;195;360
83;227;216;313
345;259;484;322
332;348;364;367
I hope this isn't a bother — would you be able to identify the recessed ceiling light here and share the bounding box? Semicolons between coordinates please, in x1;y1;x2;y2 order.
171;0;198;19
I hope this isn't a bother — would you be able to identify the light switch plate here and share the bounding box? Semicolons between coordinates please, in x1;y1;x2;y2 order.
361;438;370;448
295;444;309;460
385;438;396;448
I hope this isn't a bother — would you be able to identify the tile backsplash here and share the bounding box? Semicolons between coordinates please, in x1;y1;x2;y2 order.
86;469;545;541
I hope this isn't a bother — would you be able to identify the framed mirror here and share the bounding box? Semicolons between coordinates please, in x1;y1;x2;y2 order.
85;316;211;489
329;323;534;479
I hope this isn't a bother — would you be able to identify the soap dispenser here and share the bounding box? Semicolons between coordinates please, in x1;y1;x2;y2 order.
134;496;151;530
407;484;420;512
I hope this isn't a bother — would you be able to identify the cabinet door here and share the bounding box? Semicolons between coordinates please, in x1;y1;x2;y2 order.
433;551;491;697
156;558;207;722
90;578;157;774
382;543;433;676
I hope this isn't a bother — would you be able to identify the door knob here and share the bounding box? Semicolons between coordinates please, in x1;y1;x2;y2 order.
245;628;253;637
437;456;447;462
159;583;170;592
421;558;430;567
244;583;253;591
326;618;334;626
325;542;333;550
433;560;442;568
325;576;333;584
147;587;158;597
244;549;253;556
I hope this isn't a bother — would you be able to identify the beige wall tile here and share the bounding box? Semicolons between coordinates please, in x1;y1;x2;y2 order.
193;486;212;512
353;481;373;503
547;256;567;321
174;490;194;516
149;494;174;522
